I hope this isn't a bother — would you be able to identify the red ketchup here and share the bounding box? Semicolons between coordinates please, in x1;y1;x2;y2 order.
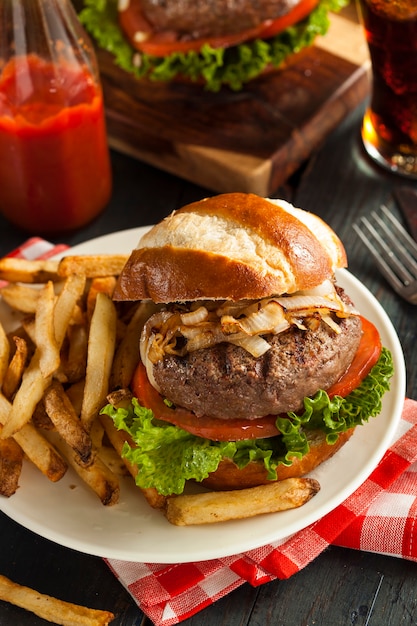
0;54;112;234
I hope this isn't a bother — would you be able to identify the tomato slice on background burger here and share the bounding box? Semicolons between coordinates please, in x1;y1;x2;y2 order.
119;0;320;57
130;316;382;442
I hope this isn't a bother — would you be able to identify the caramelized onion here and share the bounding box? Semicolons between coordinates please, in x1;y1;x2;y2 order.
141;336;162;393
276;294;348;313
222;301;290;336
180;306;208;325
227;333;271;357
141;280;358;364
321;314;342;335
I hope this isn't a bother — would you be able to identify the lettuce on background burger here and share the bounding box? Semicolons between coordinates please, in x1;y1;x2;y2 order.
79;0;349;91
102;193;393;499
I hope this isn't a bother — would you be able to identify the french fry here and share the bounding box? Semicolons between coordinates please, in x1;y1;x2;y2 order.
0;393;67;482
13;424;67;482
52;435;120;506
106;388;134;409
0;428;23;497
20;316;36;345
0;574;114;625
0;257;59;283
165;477;321;525
1;336;28;400
69;303;86;326
1;274;86;439
81;292;117;433
32;400;55;431
0;283;40;314
35;281;60;378
97;444;130;477
86;276;117;321
0;322;10;388
53;273;86;347
65;380;85;416
60;323;88;384
58;254;128;278
0;350;52;439
99;414;137;480
89;418;105;451
110;302;157;390
43;381;93;467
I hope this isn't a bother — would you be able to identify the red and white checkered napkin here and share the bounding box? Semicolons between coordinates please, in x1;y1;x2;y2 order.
2;237;69;262
0;237;69;287
5;241;417;626
106;398;417;626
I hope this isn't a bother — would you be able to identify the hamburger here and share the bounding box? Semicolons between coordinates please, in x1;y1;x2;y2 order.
80;0;348;91
103;193;393;497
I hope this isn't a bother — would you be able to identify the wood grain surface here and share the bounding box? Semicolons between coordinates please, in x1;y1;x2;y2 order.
98;4;370;195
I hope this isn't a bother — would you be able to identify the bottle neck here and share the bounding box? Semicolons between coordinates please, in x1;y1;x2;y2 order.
0;0;99;84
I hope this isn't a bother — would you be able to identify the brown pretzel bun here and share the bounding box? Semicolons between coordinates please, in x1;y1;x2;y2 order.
113;193;347;303
202;429;355;491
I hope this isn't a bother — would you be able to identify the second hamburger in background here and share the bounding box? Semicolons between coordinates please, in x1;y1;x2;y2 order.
80;0;349;90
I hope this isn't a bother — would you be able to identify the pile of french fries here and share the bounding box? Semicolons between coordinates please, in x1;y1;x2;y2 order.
0;254;132;506
0;253;320;524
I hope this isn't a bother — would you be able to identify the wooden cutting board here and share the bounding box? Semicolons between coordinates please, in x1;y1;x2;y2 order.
97;4;370;196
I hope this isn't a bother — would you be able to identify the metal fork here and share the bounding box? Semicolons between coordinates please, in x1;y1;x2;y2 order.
353;204;417;304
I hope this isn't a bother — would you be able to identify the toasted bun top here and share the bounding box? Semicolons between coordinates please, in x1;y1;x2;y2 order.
113;193;347;303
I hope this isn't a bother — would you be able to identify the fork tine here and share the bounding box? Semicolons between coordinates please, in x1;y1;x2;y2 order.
352;221;406;293
379;205;417;276
369;211;417;283
380;204;417;256
353;203;417;303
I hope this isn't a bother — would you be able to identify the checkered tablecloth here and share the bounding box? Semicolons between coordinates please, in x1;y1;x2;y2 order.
2;237;69;262
107;399;417;626
6;239;417;626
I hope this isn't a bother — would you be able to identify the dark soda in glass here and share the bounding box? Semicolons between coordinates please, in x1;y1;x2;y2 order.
357;0;417;177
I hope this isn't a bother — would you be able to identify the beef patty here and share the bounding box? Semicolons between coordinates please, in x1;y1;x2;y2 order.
152;312;363;420
141;0;300;39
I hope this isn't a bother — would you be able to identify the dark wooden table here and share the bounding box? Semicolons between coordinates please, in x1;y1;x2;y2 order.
0;102;416;626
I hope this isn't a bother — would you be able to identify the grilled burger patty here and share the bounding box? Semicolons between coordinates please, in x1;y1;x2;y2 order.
152;311;362;420
140;0;300;38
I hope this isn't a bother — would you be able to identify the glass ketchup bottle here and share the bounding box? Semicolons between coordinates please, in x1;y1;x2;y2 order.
0;0;112;234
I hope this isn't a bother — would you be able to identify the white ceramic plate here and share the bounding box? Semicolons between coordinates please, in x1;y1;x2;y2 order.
0;227;406;563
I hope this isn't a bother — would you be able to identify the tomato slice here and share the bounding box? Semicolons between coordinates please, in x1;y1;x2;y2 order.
326;316;382;399
252;0;319;40
119;0;319;57
131;316;382;442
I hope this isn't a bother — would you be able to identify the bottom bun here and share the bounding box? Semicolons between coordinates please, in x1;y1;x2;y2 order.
202;428;355;491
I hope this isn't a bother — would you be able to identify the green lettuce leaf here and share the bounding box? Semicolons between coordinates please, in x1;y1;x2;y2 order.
101;348;394;495
79;0;349;91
